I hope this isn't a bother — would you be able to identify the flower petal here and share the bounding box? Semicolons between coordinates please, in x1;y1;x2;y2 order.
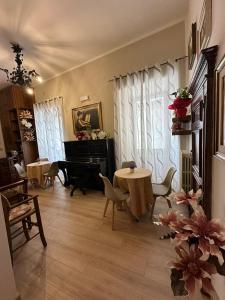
201;277;215;295
185;276;195;294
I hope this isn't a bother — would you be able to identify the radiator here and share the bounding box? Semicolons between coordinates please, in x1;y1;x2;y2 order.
181;151;192;192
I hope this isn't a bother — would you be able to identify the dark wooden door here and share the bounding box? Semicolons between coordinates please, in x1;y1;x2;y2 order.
189;46;218;219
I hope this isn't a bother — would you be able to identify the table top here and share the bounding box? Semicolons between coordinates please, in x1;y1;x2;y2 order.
27;161;51;167
115;168;151;179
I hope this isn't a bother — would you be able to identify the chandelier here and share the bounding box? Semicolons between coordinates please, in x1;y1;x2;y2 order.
0;43;42;94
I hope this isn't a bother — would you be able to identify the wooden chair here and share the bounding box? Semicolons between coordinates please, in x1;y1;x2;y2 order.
43;161;63;189
99;173;130;230
150;167;177;219
0;179;47;261
121;161;137;168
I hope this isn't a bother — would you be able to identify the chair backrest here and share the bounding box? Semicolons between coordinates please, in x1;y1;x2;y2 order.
162;167;177;192
46;162;59;176
121;161;137;169
99;173;118;202
0;193;11;210
14;163;26;178
0;178;28;209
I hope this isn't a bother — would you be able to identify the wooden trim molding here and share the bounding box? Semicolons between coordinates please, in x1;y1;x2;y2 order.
189;45;218;219
215;54;225;160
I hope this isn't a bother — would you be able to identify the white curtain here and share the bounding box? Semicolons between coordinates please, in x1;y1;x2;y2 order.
33;97;65;162
114;63;181;190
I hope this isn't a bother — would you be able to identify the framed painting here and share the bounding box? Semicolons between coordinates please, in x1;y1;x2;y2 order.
188;22;197;70
215;55;225;160
199;0;212;51
72;102;103;133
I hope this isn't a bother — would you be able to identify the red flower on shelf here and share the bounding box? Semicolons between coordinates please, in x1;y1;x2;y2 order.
168;87;192;118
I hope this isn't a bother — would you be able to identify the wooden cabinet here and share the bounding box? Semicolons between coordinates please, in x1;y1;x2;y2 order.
189;46;218;219
0;85;38;165
0;158;19;187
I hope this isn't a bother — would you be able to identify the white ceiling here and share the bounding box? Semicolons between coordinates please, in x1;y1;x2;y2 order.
0;0;187;86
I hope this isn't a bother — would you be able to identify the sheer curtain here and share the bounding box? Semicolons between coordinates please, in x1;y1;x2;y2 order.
33;97;65;162
114;63;180;190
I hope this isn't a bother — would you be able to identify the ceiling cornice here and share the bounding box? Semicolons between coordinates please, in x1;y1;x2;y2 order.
35;18;185;86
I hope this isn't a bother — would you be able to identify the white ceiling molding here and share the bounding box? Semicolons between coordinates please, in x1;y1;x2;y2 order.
0;0;188;86
39;18;185;85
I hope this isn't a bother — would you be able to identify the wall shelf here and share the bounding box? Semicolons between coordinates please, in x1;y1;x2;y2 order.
172;115;191;123
0;86;39;165
172;130;192;135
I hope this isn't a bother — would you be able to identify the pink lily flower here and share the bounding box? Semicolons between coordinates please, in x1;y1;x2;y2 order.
171;245;216;295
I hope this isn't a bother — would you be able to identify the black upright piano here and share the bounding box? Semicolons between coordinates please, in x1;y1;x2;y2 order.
58;138;115;193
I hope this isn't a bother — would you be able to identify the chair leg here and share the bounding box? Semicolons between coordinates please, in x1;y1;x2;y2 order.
103;198;110;217
150;196;157;220
167;198;172;209
33;197;47;247
52;176;55;190
112;202;115;230
22;219;30;241
6;222;13;263
123;200;129;213
57;174;63;186
44;177;48;189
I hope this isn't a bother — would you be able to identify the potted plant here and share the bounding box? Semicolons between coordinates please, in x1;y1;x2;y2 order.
155;190;224;298
168;87;192;118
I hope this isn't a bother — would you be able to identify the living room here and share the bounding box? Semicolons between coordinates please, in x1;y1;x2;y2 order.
0;1;225;299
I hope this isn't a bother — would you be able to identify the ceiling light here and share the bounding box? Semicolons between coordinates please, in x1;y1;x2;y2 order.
0;43;41;93
25;87;34;95
36;75;43;83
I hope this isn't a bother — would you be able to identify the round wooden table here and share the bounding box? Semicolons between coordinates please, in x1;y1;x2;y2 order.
27;161;51;187
114;168;153;219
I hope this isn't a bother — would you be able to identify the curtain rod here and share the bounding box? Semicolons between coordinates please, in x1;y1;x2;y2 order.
34;96;63;104
108;55;188;82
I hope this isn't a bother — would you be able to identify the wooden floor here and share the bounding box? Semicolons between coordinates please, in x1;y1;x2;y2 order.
13;182;207;300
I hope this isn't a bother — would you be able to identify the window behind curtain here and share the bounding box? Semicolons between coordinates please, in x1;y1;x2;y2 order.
114;65;180;190
33;97;65;162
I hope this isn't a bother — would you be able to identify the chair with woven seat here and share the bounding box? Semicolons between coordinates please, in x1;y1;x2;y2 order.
43;161;63;189
150;167;176;219
121;161;137;169
99;173;130;230
0;179;47;261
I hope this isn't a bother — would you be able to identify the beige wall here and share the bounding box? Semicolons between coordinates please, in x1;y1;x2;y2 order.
186;1;225;299
186;0;225;81
34;22;185;140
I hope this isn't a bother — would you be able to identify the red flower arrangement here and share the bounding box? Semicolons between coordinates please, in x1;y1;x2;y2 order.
156;190;225;297
168;87;192;118
75;132;85;140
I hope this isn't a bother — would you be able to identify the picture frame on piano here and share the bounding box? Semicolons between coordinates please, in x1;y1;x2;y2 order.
72;102;103;133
